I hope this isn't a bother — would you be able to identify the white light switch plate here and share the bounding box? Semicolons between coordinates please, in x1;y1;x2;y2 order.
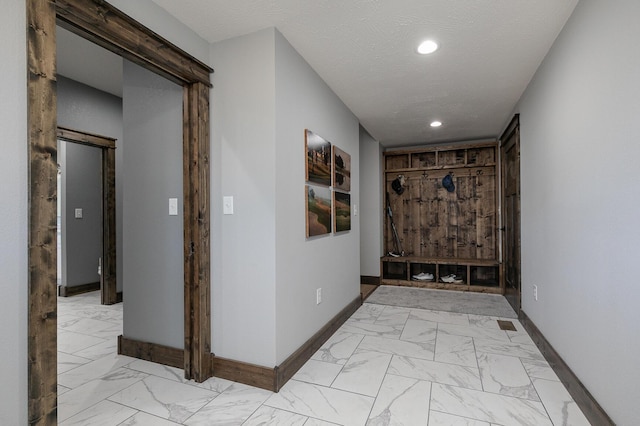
223;196;234;215
169;198;178;216
74;208;83;219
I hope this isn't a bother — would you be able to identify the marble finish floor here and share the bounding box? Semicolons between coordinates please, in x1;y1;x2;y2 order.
57;290;591;425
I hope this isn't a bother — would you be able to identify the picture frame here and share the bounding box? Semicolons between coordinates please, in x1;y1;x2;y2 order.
332;145;351;191
306;184;332;237
333;191;351;233
305;129;332;186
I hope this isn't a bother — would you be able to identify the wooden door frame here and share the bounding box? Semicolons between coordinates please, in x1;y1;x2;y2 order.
56;127;117;305
500;114;521;313
27;1;212;423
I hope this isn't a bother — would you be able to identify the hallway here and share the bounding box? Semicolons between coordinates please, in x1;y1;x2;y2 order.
57;289;590;425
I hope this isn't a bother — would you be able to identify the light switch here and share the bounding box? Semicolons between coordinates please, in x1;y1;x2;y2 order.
223;196;234;215
353;204;358;216
74;208;83;219
169;198;178;216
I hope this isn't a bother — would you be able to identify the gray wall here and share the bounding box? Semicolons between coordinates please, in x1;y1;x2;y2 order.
210;28;361;366
57;75;124;291
274;30;360;363
359;126;383;277
122;60;184;348
517;0;640;423
59;141;102;287
0;2;27;423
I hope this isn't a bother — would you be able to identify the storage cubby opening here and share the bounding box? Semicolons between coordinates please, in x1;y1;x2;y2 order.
411;152;436;168
385;154;409;170
409;263;437;281
383;261;407;280
470;266;499;286
439;264;467;283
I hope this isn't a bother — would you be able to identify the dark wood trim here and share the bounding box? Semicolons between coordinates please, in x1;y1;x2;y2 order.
519;310;614;426
55;0;213;86
360;275;381;285
211;357;277;391
116;291;123;303
58;282;100;297
28;0;213;422
183;82;212;382
118;335;183;369
27;1;58;424
57;127;118;305
275;296;362;391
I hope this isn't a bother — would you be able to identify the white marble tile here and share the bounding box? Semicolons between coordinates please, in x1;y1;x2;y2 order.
331;349;392;397
58;351;92;374
434;333;477;367
438;322;510;342
531;378;591;426
304;419;340;426
507;330;536;345
428;410;490;426
90;322;124;340
118;411;182;425
474;338;545;361
375;306;411;327
366;374;431;425
400;318;438;344
265;380;374;426
58;315;116;335
184;383;272;426
194;376;236;394
73;338;118;360
430;383;552;426
467;314;503;330
521;358;559;382
477;352;539;401
410;309;470;326
311;331;364;365
108;375;217;423
58;330;107;354
351;303;386;323
243;405;308;426
59;400;137;426
58;384;71;396
58;368;148;422
59;354;137;389
340;319;403;339
293;359;344;386
359;335;435;360
389;355;482;390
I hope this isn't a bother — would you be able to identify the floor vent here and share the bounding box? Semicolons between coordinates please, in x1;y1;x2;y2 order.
497;320;517;331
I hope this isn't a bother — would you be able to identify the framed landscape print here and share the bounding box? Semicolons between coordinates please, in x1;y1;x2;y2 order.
333;146;351;191
333;191;351;233
305;129;332;186
306;184;332;237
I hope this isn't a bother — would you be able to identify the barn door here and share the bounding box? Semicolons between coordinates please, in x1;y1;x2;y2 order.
501;115;521;313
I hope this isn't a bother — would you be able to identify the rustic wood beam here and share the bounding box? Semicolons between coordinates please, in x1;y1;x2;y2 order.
55;0;212;86
27;0;58;424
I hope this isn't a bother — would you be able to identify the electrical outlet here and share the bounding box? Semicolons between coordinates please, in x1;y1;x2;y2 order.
533;285;538;301
316;288;322;305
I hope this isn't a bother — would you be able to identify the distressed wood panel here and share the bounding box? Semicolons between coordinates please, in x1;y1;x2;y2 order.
27;0;58;424
102;146;117;304
55;0;212;86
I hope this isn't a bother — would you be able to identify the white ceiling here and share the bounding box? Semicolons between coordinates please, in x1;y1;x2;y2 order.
57;0;579;147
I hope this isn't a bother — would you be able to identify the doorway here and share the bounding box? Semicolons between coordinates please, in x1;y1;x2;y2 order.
57;127;117;305
27;1;212;423
501;115;521;314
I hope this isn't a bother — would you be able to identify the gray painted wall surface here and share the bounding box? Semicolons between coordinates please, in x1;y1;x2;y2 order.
274;30;360;363
359;127;383;277
210;28;361;366
210;28;278;366
59;141;102;287
0;2;27;423
57;75;124;291
517;0;640;423
122;60;184;348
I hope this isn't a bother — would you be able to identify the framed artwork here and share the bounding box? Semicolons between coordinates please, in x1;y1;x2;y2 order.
333;191;351;233
332;146;351;191
306;184;332;237
305;129;332;186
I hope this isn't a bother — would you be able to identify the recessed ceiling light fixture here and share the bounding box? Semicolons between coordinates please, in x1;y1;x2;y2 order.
417;40;438;55
430;121;442;128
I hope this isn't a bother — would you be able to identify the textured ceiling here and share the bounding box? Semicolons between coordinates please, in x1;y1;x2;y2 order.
57;1;579;147
149;0;578;147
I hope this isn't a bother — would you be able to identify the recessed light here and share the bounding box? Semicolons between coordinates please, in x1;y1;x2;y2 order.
417;40;438;55
430;121;442;128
